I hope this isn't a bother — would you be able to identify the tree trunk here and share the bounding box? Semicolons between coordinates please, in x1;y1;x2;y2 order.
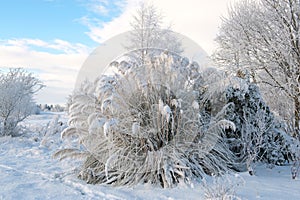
3;117;8;136
294;96;300;139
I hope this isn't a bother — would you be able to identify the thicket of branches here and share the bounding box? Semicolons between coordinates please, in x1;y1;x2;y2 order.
214;0;300;138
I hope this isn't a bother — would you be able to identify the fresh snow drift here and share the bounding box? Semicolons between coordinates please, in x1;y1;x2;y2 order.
0;112;300;199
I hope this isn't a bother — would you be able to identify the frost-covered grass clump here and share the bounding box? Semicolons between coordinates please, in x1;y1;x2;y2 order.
55;51;235;188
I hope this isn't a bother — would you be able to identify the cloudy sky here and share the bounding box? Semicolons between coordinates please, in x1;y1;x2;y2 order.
0;0;237;105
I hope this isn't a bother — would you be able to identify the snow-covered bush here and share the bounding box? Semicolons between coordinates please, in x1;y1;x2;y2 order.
223;77;295;171
197;69;296;173
55;51;236;187
202;174;243;200
40;114;66;148
33;105;42;115
0;68;43;136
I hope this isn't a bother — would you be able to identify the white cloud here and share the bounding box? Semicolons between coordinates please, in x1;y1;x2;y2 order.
1;38;90;54
82;0;237;55
79;0;137;43
92;4;109;15
151;0;236;55
83;0;126;16
0;1;239;104
0;39;90;104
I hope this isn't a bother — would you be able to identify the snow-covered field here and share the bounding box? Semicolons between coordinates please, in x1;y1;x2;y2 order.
1;112;300;200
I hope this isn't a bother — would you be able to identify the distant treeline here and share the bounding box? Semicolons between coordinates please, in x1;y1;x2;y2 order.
36;104;65;113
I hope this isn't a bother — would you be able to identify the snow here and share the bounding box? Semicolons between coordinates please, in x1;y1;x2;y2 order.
1;112;300;199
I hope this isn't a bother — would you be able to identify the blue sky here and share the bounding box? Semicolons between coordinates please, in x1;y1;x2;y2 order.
0;0;127;104
0;0;124;49
0;0;236;105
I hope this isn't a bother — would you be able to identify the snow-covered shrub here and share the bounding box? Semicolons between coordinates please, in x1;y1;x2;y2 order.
34;105;42;115
197;69;295;172
0;68;43;136
202;174;243;200
55;51;236;187
40;114;66;148
223;77;295;171
52;104;65;112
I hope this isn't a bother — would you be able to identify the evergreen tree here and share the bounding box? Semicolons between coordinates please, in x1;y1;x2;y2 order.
223;76;295;172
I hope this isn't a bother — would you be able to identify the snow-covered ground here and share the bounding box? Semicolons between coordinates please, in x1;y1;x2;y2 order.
1;112;300;200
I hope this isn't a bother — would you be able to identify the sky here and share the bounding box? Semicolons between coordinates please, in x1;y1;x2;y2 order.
0;0;238;105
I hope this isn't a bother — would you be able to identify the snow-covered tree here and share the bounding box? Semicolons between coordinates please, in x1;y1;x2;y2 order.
224;78;294;171
0;68;43;136
198;68;296;173
55;51;236;188
214;0;300;138
126;2;183;64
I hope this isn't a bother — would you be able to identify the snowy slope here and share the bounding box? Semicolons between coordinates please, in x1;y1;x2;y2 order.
0;112;300;200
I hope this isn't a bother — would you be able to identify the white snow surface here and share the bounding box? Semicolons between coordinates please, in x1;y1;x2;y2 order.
0;112;300;200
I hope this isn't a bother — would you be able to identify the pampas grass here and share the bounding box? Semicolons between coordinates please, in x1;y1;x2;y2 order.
55;51;235;187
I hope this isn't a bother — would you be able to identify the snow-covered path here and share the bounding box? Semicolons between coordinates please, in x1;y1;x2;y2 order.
0;113;203;200
0;113;92;199
1;112;300;200
0;132;202;200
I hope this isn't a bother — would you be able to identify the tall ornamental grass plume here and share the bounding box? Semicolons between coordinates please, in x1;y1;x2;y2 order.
54;50;236;188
